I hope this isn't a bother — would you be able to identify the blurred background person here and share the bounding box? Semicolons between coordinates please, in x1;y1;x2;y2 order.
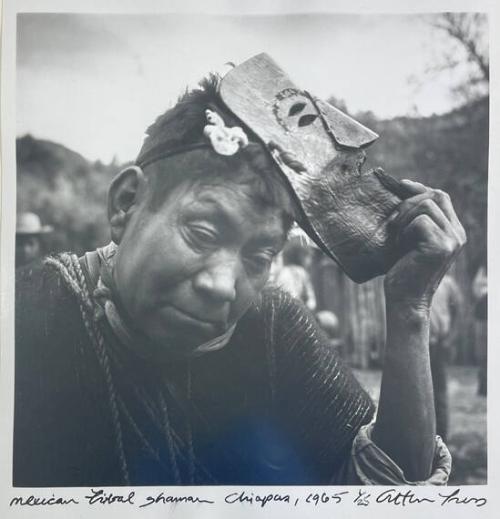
15;212;53;268
274;240;317;312
472;263;487;396
429;273;463;442
316;309;344;355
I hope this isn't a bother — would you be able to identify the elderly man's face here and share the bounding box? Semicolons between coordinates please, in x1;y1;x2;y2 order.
112;158;289;355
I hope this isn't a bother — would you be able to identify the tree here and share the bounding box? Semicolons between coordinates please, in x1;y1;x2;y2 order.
428;13;489;103
433;13;489;82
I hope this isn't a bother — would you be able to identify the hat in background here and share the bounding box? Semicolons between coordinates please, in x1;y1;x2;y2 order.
16;212;53;235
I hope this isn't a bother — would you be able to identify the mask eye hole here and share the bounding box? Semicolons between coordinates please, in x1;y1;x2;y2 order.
298;114;318;127
288;102;306;116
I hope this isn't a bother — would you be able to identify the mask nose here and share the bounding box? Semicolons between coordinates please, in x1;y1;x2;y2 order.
193;254;239;303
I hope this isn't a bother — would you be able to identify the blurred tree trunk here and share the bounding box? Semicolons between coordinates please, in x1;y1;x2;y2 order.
313;257;386;368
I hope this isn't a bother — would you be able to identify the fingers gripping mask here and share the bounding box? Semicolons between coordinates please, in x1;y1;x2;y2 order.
219;53;411;283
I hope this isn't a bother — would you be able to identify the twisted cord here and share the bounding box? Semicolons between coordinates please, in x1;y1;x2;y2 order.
264;298;278;405
44;253;130;485
158;391;181;484
185;362;196;484
116;396;170;472
45;252;217;485
132;383;217;484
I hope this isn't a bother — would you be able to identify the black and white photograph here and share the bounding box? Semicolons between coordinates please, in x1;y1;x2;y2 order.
0;0;497;517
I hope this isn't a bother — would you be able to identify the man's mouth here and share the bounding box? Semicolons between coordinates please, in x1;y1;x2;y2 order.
166;305;227;335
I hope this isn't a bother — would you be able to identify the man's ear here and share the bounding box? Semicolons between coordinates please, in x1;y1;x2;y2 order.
108;166;147;244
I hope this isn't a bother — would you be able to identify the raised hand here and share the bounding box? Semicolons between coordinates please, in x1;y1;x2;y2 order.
384;179;466;310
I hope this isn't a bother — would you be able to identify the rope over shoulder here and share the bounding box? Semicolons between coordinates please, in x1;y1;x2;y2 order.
43;253;203;484
44;253;131;484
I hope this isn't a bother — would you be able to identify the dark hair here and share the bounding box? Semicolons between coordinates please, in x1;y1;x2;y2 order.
138;74;298;229
136;74;251;169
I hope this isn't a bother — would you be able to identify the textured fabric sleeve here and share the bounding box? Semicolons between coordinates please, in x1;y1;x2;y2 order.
332;424;452;485
261;287;375;482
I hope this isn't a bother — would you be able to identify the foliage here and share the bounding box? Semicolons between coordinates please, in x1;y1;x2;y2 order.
432;13;489;82
425;13;489;105
16;135;122;254
363;96;488;275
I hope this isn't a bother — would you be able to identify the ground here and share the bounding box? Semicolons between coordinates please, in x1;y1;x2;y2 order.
353;366;487;485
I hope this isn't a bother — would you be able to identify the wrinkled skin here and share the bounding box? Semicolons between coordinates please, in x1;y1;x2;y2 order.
110;156;289;356
384;180;467;306
373;179;466;481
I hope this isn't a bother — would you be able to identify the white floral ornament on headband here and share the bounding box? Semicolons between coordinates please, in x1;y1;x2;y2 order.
203;109;249;156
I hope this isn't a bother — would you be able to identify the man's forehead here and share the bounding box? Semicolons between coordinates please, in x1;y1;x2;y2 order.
148;147;296;220
191;184;286;221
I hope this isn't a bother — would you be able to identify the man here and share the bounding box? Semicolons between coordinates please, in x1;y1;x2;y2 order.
315;310;343;353
15;212;52;268
429;274;463;441
472;263;487;395
274;241;317;311
14;54;464;486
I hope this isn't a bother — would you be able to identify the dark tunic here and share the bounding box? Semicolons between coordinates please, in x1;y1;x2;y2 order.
14;258;374;487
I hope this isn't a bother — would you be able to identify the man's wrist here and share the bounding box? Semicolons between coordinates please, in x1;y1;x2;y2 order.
383;272;434;315
385;298;430;332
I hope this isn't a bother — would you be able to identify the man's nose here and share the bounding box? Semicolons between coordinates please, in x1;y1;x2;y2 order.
192;256;240;303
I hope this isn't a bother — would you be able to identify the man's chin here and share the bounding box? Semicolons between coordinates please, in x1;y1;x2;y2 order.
134;305;230;359
143;326;218;360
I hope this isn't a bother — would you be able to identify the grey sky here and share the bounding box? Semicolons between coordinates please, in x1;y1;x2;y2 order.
17;13;479;162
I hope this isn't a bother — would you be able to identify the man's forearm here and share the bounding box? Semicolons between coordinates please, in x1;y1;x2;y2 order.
372;302;436;481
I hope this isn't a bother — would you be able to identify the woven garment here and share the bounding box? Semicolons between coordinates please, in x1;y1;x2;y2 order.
14;253;374;486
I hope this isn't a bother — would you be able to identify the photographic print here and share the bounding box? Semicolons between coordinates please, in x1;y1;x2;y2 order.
1;0;496;517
